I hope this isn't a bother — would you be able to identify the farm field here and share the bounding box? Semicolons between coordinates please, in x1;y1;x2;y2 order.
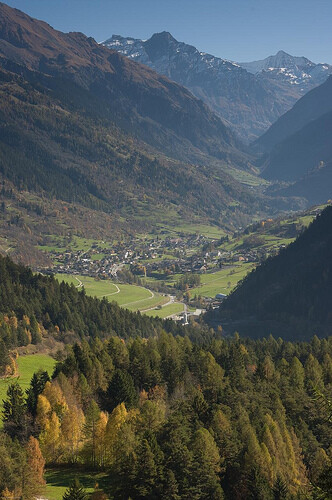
144;302;184;318
190;262;255;298
56;274;168;312
0;354;56;422
38;235;111;255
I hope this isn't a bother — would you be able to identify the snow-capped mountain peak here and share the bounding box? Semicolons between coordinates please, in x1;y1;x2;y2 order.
239;51;332;89
102;34;332;142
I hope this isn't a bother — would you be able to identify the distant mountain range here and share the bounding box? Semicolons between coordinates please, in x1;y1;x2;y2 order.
212;205;332;340
103;33;332;141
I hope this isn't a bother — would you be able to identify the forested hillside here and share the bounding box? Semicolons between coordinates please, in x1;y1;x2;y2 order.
1;334;331;498
0;254;210;376
213;205;332;339
0;258;331;499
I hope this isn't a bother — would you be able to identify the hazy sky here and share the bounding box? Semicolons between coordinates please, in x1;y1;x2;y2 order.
4;0;332;63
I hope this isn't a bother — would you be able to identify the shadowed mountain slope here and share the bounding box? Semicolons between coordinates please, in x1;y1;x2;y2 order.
212;205;332;340
255;76;332;153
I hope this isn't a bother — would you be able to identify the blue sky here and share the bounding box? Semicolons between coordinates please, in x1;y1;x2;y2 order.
4;0;332;63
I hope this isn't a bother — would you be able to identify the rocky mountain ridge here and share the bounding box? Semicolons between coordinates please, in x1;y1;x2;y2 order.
103;34;332;142
241;49;332;90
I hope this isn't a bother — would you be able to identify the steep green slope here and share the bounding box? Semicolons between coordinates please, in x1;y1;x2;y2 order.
0;67;254;219
212;205;332;339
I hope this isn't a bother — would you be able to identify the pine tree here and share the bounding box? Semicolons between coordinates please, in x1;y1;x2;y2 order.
106;369;138;411
83;400;101;467
246;467;272;500
315;464;332;498
3;382;29;441
272;475;288;500
191;428;224;499
63;478;87;500
30;314;42;344
26;370;50;418
0;340;11;376
133;438;157;498
304;354;323;389
161;469;180;500
289;357;305;390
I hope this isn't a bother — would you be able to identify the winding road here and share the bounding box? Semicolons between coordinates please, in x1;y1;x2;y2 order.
74;277;83;288
100;284;121;297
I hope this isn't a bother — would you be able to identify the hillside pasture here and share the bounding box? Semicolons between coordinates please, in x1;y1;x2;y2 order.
190;262;255;298
56;275;168;311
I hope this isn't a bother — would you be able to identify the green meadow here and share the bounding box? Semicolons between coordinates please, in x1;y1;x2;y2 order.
56;275;168;311
0;354;56;421
190;262;255;298
45;467;108;500
144;302;184;319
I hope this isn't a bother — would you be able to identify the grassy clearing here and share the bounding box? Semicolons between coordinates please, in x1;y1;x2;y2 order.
38;235;111;255
226;166;269;186
0;354;56;421
155;222;225;239
124;294;169;311
144;302;184;318
45;467;108;500
190;263;255;298
56;274;119;297
55;275;168;312
90;253;106;261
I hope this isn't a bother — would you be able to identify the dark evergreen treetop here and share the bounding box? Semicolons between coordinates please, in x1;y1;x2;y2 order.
62;479;87;500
